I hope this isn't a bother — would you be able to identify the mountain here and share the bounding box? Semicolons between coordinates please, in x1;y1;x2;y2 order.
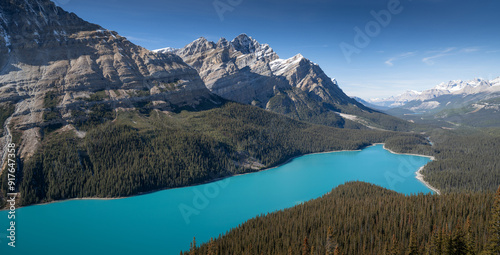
158;34;414;131
0;0;221;161
367;78;500;110
353;96;390;111
364;78;500;127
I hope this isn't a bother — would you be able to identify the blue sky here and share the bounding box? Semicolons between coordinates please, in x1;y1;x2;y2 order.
55;0;500;99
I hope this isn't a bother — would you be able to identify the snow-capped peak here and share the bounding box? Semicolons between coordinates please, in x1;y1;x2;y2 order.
269;53;307;76
365;77;500;108
433;79;487;92
153;47;178;54
491;77;500;86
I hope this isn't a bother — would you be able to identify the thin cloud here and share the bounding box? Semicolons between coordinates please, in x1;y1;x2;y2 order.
460;47;480;53
421;47;481;65
422;47;456;65
385;52;417;67
123;35;160;44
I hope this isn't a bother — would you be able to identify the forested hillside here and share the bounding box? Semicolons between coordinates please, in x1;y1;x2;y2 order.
0;103;425;207
384;128;500;193
184;182;500;255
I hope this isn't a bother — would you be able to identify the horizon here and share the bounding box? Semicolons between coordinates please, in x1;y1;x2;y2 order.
54;0;500;99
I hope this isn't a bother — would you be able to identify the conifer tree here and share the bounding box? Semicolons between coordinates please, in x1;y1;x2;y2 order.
389;234;399;255
464;217;476;255
326;226;335;255
333;245;340;255
190;237;197;255
207;237;216;255
408;227;419;255
487;185;500;254
302;237;310;255
434;227;443;255
441;227;452;255
452;224;467;255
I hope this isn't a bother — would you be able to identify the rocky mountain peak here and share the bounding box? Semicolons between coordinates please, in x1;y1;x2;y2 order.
230;33;259;54
216;37;231;49
0;0;101;47
176;36;215;56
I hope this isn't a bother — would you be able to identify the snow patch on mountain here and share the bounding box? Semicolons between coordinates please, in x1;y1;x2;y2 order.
153;47;178;54
269;53;305;76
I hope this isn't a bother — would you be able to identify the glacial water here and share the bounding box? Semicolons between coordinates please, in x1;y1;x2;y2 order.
0;144;432;254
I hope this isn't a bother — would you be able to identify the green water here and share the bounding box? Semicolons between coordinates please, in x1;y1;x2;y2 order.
0;144;432;254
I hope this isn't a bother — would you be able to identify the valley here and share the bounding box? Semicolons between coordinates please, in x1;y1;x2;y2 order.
0;0;499;254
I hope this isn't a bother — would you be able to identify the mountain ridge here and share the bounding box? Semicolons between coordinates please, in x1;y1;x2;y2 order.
366;77;500;109
358;78;500;128
157;34;413;131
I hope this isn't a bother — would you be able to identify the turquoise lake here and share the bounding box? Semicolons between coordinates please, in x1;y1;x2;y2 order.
0;144;433;254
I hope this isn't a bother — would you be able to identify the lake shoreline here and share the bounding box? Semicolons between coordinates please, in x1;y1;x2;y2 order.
379;144;441;195
0;143;437;211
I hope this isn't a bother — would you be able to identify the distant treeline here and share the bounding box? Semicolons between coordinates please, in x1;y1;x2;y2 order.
183;182;500;255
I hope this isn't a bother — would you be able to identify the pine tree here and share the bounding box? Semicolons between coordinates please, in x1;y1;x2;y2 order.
326;226;335;255
452;224;467;255
464;217;476;255
389;234;399;255
207;237;216;255
302;237;311;255
408;227;419;255
442;227;453;255
434;227;444;255
487;185;500;254
189;237;197;255
333;245;340;255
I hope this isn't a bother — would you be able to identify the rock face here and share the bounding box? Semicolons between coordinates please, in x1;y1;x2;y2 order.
0;0;220;160
162;34;364;126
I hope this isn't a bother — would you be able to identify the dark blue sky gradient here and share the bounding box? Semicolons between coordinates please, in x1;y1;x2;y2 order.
55;0;500;98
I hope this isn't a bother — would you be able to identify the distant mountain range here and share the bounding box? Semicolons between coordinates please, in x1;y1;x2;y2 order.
356;78;500;127
366;78;500;108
